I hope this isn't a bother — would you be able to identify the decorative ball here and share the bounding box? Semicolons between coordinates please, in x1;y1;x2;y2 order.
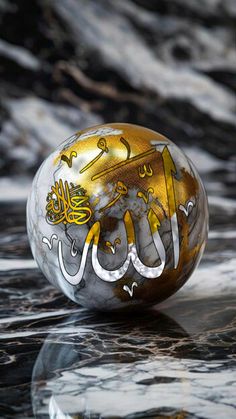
27;123;208;311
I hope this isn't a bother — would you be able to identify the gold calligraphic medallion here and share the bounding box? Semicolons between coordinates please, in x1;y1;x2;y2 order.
27;123;208;311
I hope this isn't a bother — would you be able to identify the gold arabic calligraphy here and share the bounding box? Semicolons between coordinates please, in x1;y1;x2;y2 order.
80;137;108;174
45;140;196;287
61;151;77;168
138;163;153;178
46;179;92;225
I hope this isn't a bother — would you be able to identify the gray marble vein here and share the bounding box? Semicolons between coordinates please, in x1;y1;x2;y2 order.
0;0;235;417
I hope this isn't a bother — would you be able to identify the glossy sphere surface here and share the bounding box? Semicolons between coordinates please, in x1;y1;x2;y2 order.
27;123;208;311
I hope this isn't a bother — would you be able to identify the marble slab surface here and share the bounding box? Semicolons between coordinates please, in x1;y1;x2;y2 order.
0;153;235;418
0;0;236;417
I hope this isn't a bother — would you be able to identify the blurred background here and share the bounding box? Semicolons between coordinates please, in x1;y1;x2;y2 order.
0;0;236;260
0;0;236;182
0;1;236;417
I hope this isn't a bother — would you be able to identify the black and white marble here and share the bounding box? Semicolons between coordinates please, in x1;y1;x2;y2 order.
0;148;235;417
0;0;236;417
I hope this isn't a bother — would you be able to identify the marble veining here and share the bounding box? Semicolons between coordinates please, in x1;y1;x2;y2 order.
0;175;235;417
0;0;236;414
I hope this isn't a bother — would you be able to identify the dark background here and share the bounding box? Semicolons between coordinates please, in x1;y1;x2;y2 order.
0;0;236;175
0;1;235;418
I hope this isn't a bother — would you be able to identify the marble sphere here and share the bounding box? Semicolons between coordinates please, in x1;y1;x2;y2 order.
27;123;208;311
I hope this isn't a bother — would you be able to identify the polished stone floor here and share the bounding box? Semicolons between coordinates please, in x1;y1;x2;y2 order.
1;0;236;416
0;153;235;418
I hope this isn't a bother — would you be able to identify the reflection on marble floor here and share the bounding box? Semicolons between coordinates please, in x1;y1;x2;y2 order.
0;116;236;419
0;185;236;419
31;298;236;419
0;149;236;419
0;152;236;418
